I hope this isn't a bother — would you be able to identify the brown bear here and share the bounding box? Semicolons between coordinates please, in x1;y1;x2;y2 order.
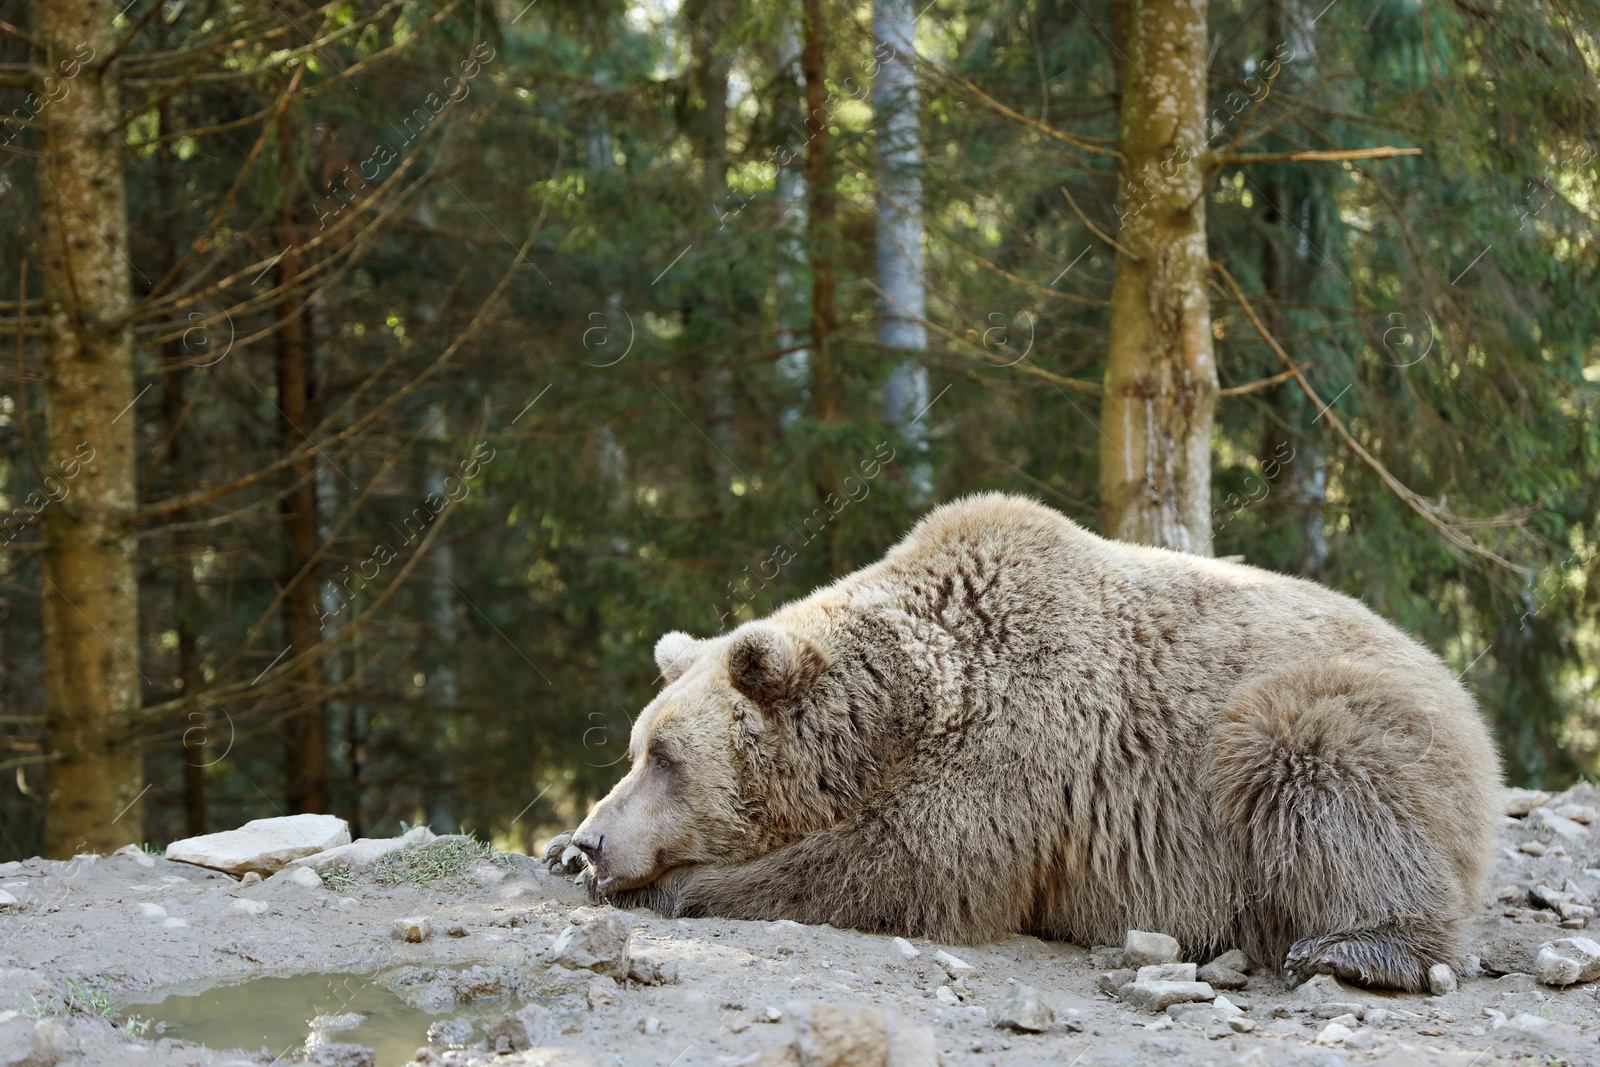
562;493;1502;991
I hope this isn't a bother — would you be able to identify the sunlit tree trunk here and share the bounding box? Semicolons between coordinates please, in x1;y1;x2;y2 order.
802;0;843;576
275;113;327;814
38;0;145;855
874;0;929;493
1101;0;1218;555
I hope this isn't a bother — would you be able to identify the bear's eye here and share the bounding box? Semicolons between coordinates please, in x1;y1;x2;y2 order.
653;755;672;770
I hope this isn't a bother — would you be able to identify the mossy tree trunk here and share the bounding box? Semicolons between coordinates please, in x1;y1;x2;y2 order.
38;0;144;855
1101;0;1218;555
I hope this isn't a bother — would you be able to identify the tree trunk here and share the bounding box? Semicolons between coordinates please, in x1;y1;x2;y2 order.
38;0;145;856
874;0;930;488
156;61;206;836
1101;0;1218;555
802;0;843;576
275;114;327;814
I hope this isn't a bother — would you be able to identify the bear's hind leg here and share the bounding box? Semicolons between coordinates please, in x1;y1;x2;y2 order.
1211;660;1467;992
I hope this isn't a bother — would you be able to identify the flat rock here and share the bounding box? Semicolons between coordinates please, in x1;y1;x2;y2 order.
288;825;433;871
891;937;920;960
1195;962;1247;990
1123;929;1181;968
1535;937;1600;986
166;814;351;876
1136;963;1196;983
548;911;633;978
1505;788;1552;817
992;984;1053;1032
1529;806;1591;841
933;949;972;978
1120;980;1215;1012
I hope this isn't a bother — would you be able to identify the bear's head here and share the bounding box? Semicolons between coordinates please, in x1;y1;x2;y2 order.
570;617;890;894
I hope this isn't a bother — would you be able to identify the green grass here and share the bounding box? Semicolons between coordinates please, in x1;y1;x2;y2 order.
320;862;358;893
368;834;513;889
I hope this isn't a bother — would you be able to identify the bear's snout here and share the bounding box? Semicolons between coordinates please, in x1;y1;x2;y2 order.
573;828;604;865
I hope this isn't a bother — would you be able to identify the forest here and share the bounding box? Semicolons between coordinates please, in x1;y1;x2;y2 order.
0;0;1596;862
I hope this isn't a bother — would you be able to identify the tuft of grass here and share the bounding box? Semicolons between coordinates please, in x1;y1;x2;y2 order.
320;862;358;893
60;977;113;1017
370;834;512;889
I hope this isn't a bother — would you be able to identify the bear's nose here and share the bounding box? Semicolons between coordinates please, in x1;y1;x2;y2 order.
573;829;604;864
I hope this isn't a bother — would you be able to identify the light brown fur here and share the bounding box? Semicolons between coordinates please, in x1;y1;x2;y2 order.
570;493;1502;991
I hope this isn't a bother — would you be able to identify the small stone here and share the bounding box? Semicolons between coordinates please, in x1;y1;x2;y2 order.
1536;937;1600;985
1505;788;1552;817
1530;884;1575;910
0;891;16;910
547;911;633;978
227;898;269;917
1228;1016;1256;1033
446;924;468;938
1364;1008;1392;1028
287;866;323;888
1120;981;1216;1012
1557;804;1597;825
1097;969;1135;996
1123;929;1181;967
1344;1028;1378;1051
136;902;167;920
1212;996;1243;1019
1520;840;1549;857
588;976;618;1009
787;1001;936;1067
637;1016;661;1035
1315;1021;1353;1045
933;949;972;978
1311;1003;1366;1020
891;937;921;960
425;1018;472;1047
993;984;1054;1032
1059;1008;1084;1033
1427;963;1457;995
484;1004;557;1054
1136;963;1197;983
1510;1012;1549;1030
1195;963;1247;990
626;956;679;986
1495;885;1524;903
1531;806;1591;840
1560;902;1595;923
1206;949;1250;973
392;917;432;943
934;985;959;1006
239;871;263;887
762;1006;783;1023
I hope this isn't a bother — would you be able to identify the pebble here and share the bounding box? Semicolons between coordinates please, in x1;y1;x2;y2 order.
1123;929;1181;967
239;871;262;887
1120;980;1216;1012
0;891;16;910
935;985;960;1006
992;983;1054;1033
934;949;972;978
392;917;432;943
1427;963;1457;995
787;1001;939;1067
548;911;633;979
1315;1020;1353;1045
1311;1003;1366;1020
1529;806;1591;841
1097;969;1135;996
1504;787;1552;817
446;924;468;938
891;937;920;960
136;902;167;920
1195;961;1247;990
1228;1016;1256;1033
637;1016;661;1035
1136;963;1196;983
1535;937;1600;986
1520;840;1549;857
287;866;323;888
587;976;618;1009
1557;804;1597;825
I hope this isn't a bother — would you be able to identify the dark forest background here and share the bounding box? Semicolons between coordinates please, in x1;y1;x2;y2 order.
1;0;1597;860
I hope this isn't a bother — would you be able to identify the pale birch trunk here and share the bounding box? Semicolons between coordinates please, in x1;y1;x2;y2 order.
874;0;929;484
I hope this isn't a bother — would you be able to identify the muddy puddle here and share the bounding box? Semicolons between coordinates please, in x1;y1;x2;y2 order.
120;970;513;1065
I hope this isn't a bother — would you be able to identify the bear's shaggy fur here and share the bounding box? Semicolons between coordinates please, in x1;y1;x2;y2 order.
571;493;1502;991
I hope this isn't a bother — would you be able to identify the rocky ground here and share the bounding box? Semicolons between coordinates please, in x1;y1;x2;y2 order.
5;787;1600;1067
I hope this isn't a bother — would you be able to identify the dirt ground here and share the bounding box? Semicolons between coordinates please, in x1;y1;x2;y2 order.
5;787;1600;1067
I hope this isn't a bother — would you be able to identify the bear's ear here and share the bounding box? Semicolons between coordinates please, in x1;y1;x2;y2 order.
654;631;703;684
726;623;824;710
